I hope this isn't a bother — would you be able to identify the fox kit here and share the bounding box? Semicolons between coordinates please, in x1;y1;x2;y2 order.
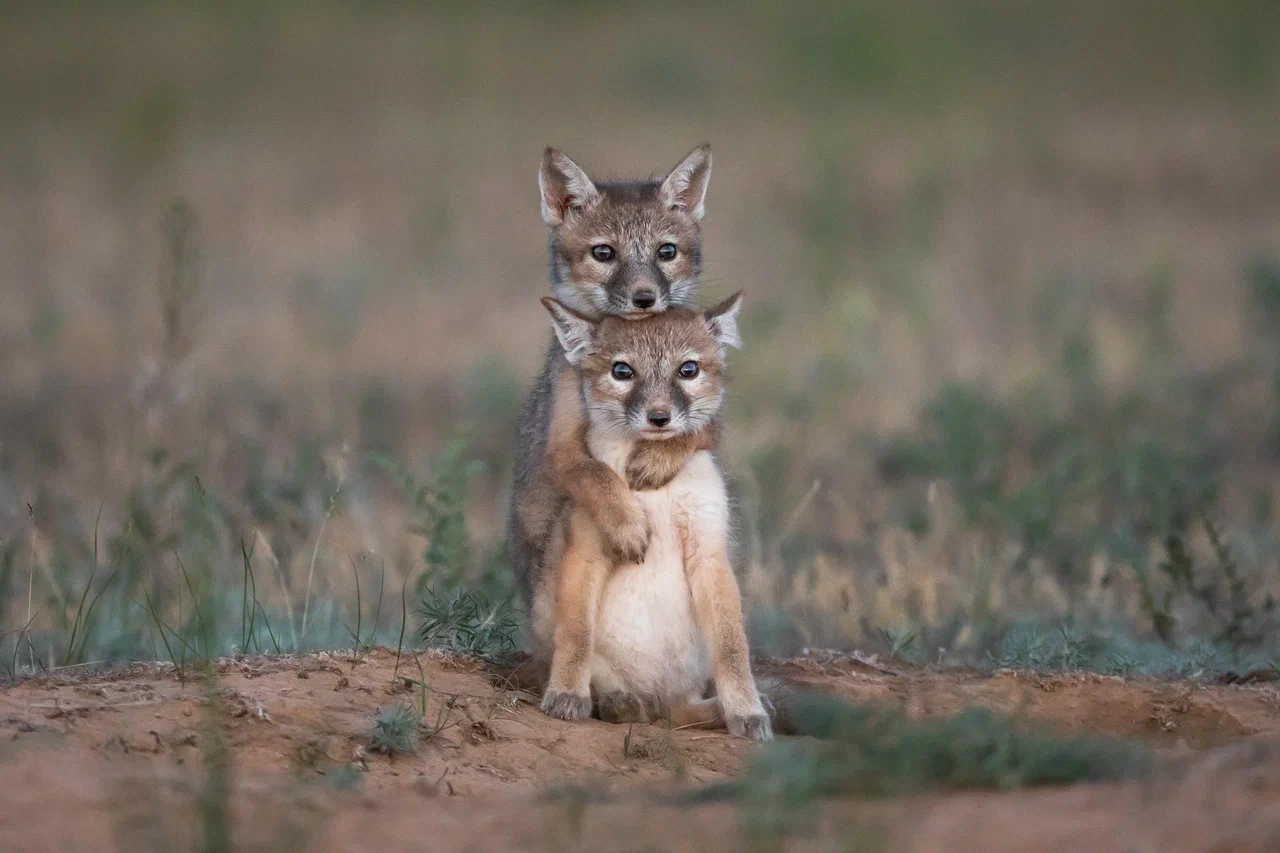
530;294;773;742
510;145;718;626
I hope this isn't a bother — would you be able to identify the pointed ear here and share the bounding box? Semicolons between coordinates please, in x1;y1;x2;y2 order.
539;148;601;227
541;297;598;364
659;143;712;221
704;290;743;350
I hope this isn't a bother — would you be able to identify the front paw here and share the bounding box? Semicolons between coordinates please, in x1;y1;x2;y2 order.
727;713;773;742
604;505;649;564
541;690;592;722
626;454;680;491
626;434;697;491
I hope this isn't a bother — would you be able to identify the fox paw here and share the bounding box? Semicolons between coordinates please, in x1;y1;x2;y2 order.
626;449;685;491
541;690;592;722
727;713;773;742
604;507;650;564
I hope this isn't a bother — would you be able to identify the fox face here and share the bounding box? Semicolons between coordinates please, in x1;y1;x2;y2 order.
542;291;743;441
538;145;712;317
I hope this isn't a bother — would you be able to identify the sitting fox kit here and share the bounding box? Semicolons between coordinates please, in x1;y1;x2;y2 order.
509;145;718;626
530;294;773;742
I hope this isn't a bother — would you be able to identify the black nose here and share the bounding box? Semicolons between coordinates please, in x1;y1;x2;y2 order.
647;410;671;427
632;290;657;310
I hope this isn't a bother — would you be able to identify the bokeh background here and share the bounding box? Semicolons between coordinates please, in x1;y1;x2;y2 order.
3;1;1280;667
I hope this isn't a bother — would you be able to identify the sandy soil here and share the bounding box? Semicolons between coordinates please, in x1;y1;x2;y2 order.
2;648;1279;852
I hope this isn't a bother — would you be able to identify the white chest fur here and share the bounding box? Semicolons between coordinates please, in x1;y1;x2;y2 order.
584;433;728;704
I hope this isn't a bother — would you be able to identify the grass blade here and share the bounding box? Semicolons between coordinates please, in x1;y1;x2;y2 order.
142;591;183;682
393;572;410;683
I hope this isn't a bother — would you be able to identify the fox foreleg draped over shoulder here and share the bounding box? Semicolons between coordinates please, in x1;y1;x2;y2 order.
545;368;650;563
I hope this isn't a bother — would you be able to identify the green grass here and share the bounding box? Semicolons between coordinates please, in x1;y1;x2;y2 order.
983;621;1277;679
417;586;519;657
773;696;1147;794
370;704;420;756
675;690;1148;848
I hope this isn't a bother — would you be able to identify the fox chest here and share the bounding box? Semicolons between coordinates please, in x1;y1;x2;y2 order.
591;474;711;695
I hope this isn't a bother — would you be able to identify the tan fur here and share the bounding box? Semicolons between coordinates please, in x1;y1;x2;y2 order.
545;370;649;562
678;508;762;727
533;299;770;741
626;421;721;491
540;507;612;720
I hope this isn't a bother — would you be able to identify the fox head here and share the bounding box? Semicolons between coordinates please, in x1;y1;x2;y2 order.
538;144;712;317
541;291;743;441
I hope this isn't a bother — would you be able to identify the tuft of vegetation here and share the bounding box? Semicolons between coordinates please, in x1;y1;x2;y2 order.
1139;504;1277;650
417;586;519;657
875;625;920;661
680;690;1152;847
981;619;1279;679
371;704;420;756
989;623;1108;672
723;693;1146;842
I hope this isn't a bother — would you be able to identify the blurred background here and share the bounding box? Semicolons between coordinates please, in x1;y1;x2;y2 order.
3;1;1280;668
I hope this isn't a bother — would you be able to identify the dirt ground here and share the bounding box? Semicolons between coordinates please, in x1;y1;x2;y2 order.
2;648;1280;852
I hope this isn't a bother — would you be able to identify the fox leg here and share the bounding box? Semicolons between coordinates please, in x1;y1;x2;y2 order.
541;508;613;721
545;366;650;562
682;535;772;742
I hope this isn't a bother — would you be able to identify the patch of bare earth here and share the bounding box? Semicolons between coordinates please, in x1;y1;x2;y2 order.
1;648;1279;852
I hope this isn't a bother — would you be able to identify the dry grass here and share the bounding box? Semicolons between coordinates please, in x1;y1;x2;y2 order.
2;2;1280;667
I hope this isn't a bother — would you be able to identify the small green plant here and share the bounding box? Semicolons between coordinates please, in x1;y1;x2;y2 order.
62;509;122;666
988;623;1107;672
417;586;519;656
1140;503;1277;651
759;697;1140;832
370;437;482;589
371;704;420;756
876;625;919;660
238;539;280;656
712;692;1146;848
342;557;385;654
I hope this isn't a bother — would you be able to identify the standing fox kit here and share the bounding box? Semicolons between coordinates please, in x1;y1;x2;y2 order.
530;295;773;742
510;144;718;618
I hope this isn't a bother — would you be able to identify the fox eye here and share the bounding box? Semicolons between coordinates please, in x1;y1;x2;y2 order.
656;243;678;262
611;362;634;381
678;361;699;379
591;245;616;262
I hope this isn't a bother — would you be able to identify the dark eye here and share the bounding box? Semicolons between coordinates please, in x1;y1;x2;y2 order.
678;361;699;379
611;362;634;381
591;245;616;262
656;243;678;262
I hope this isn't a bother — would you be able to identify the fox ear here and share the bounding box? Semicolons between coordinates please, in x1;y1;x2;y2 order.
539;148;601;226
659;143;712;221
541;297;598;364
704;290;743;350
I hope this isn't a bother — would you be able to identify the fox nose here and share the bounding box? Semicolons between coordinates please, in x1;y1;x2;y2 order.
632;289;657;310
647;409;671;428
